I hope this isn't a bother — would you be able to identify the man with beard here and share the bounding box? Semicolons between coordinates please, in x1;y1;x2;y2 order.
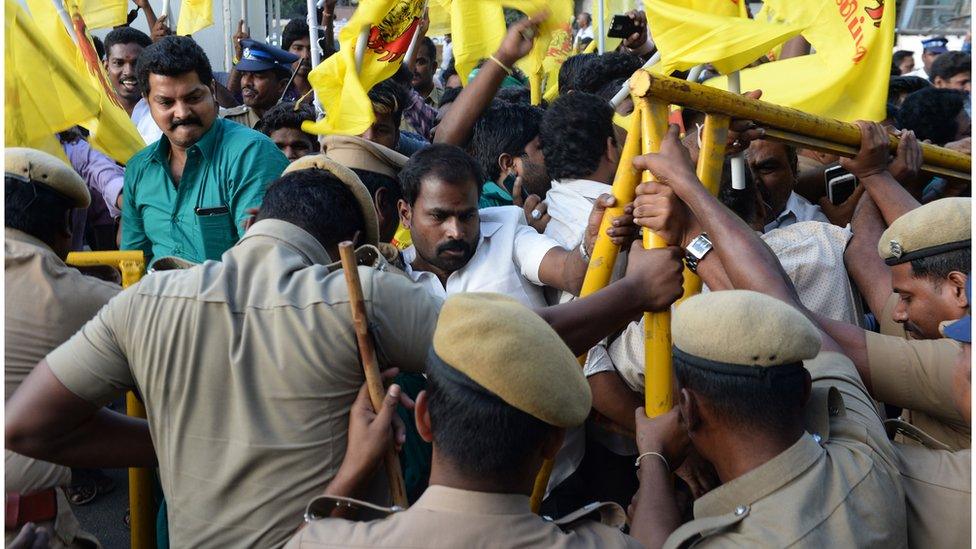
103;26;162;144
397;144;637;309
122;36;289;266
223;39;299;128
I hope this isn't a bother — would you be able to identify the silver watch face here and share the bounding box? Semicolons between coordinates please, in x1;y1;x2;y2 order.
687;235;712;259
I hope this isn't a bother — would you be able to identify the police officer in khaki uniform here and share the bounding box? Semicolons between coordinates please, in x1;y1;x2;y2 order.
286;293;643;548
223;39;299;128
626;124;906;546
4;148;118;547
6;160;442;548
894;280;971;549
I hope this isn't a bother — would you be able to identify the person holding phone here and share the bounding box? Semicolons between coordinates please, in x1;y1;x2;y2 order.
121;36;289;267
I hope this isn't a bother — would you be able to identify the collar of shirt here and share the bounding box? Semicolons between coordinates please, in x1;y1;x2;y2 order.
692;433;824;519
148;117;223;167
238;219;332;265
413;485;531;516
764;191;825;233
5;227;56;257
401;218;503;285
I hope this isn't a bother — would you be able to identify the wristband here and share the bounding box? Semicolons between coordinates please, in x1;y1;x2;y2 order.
635;451;670;472
579;239;591;264
488;55;513;76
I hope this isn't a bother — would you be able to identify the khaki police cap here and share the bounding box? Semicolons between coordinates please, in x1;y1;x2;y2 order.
324;135;407;179
432;293;592;428
282;154;380;246
5;148;90;208
879;197;971;266
673;290;821;372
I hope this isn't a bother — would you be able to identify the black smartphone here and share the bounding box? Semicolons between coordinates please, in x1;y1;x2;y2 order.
195;205;230;216
824;165;858;205
608;14;640;39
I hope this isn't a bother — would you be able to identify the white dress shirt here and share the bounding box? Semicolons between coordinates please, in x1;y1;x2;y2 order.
545;178;611;251
401;206;560;309
763;191;830;233
131;98;164;145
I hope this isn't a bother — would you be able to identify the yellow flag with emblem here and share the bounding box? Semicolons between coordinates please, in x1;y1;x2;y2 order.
74;0;127;29
177;0;214;35
304;0;425;135
450;0;507;86
644;0;803;75
498;0;573;103
5;0;101;161
707;0;895;121
25;0;145;163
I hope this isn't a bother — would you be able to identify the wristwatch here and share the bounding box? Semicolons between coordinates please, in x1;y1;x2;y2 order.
684;233;713;274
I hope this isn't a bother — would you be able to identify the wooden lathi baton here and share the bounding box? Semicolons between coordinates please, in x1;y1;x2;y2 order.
338;242;410;509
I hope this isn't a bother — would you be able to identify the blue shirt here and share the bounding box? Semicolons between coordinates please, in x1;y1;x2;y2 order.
121;118;289;265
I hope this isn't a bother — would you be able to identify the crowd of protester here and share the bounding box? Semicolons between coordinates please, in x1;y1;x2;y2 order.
3;4;972;548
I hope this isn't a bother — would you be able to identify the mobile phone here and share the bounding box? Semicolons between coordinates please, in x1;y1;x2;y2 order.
608;14;640;39
195;205;230;216
824;165;858;205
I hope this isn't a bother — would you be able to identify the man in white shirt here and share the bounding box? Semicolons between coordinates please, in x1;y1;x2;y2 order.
745;139;829;232
397;144;634;309
573;12;594;51
103;27;163;144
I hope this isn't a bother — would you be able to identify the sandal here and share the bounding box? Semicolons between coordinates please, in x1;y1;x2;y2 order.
66;477;97;506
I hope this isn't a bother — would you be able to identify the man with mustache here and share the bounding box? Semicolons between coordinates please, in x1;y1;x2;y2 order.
397;144;637;308
121;36;289;266
223;39;299;129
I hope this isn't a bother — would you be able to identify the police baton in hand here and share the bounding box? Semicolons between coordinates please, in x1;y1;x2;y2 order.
338;242;409;509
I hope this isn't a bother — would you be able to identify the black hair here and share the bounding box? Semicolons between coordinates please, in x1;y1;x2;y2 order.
425;352;554;479
256;101;316;136
888;75;931;100
137;35;214;96
256;170;365;249
468;101;543;182
494;86;531;105
441;58;459;88
896;87;966;146
930;51;971;83
539;92;615;181
417;36;437;63
911;248;971;284
573;52;642;99
673;351;808;432
399;143;484;205
893;50;914;64
368;78;410;128
5;176;74;245
438;85;462;108
558;54;593;94
92;35;105;61
351;168;403;205
104;26;151;55
281;18;310;52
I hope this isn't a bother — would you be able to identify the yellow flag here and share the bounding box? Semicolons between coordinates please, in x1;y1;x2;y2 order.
304;0;425;135
177;0;214;35
5;0;100;160
427;0;451;37
498;0;573;100
708;0;895;121
75;0;127;29
450;0;506;85
683;0;746;17
644;0;802;75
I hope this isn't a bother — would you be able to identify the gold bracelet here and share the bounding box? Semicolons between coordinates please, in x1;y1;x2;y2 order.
635;451;670;471
488;54;513;76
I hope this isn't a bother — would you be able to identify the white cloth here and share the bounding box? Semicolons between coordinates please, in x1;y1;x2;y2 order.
763;191;829;233
573;25;594;49
131;98;164;145
401;206;559;309
545;178;610;251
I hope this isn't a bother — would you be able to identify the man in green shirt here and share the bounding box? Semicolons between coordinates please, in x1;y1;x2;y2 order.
122;36;289;265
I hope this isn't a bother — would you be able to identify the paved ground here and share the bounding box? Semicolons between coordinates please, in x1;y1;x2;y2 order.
72;468;130;549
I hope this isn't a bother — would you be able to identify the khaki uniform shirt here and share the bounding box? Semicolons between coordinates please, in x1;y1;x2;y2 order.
5;228;119;547
221;104;262;129
45;219;442;548
665;352;906;548
866;294;969;450
286;485;643;548
895;444;970;548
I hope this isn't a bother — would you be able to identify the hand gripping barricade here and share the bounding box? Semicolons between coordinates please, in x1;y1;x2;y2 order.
528;69;972;513
64;251;154;549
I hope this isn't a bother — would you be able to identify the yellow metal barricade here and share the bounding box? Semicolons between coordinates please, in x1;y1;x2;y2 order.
65;251;154;549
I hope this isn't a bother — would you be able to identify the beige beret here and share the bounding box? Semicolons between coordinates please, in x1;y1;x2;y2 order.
5;148;90;208
432;293;592;428
324;135;407;179
282;154;380;246
673;290;821;369
879;197;971;265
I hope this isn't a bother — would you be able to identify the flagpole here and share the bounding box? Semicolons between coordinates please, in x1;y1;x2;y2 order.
727;70;747;190
241;0;248;30
596;0;606;54
686;64;703;83
404;1;429;67
354;27;370;73
223;0;233;70
162;0;171;25
609;51;660;108
307;0;322;69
